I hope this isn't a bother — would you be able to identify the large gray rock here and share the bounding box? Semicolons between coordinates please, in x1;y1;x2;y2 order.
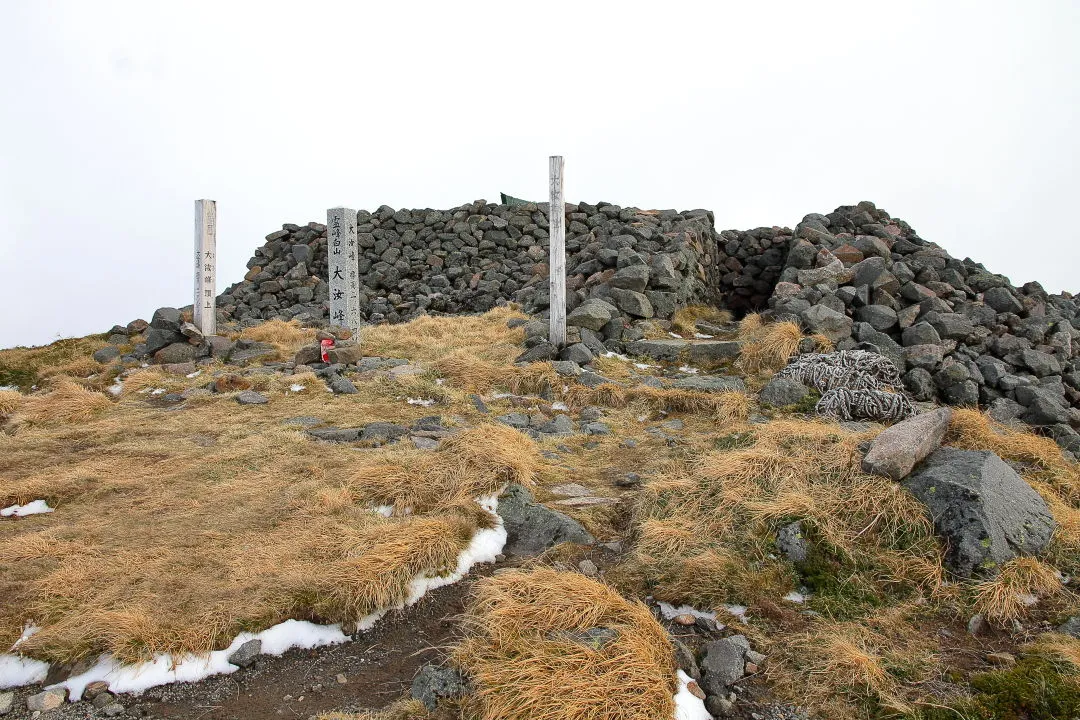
759;377;810;408
93;346;121;363
626;339;688;361
671;375;747;393
0;692;12;716
688;341;741;363
236;391;268;405
854;305;898;332
149;306;182;332
410;663;468;711
902;322;941;347
983;287;1023;314
862;407;952;481
902;448;1056;576
567;299;617;331
497;483;594;556
700;636;749;696
800;304;854;344
228;638;262;668
609;264;650;292
609;288;655;318
154;342;200;364
326;374;359;394
777;520;809;563
145;327;185;355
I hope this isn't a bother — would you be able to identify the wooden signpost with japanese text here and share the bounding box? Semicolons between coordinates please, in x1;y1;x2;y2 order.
194;199;217;336
548;156;566;347
327;207;361;334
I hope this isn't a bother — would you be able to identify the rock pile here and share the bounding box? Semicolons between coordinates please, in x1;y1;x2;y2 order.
767;201;1080;456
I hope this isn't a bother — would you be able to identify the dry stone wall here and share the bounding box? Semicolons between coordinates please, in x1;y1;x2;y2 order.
207;198;1080;455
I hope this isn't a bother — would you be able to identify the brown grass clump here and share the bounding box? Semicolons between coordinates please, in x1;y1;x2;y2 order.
239;319;316;359
736;314;803;375
972;557;1064;623
1027;632;1080;671
453;568;677;720
0;389;22;415
14;378;112;425
432;350;555;396
0;336;111;390
214;374;253;393
318;698;432;720
671;304;732;336
564;383;751;427
347;424;541;514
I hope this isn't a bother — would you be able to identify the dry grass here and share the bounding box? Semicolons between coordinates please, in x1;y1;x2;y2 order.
972;557;1064;623
0;359;535;664
0;388;23;415
1028;632;1080;671
238;319;316;360
736;314;804;375
564;383;751;427
671;304;732;336
12;377;112;426
0;336;112;389
347;425;541;514
318;698;432;720
452;568;676;720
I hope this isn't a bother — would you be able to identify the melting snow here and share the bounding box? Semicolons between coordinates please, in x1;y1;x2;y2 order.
673;669;711;720
551;401;569;411
693;333;713;339
602;351;631;362
150;388;166;396
668;332;683;339
0;496;507;699
657;602;717;622
634;363;655;370
407;398;436;406
677;366;698;374
1;501;54;518
107;379;124;396
783;592;806;604
722;604;749;619
288;384;306;393
186;371;201;379
9;625;38;652
0;385;18;392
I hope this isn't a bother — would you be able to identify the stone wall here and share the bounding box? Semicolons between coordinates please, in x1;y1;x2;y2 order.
212;198;1080;455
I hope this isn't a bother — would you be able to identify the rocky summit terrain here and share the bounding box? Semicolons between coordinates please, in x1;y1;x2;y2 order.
1;200;1079;720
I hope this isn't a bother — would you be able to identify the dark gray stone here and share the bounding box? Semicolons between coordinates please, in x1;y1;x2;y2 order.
671;375;747;393
359;422;410;444
902;322;941;347
854;305;898;331
609;288;655;318
552;360;582;377
700;636;748;696
902;448;1056;576
800;304;854;343
516;342;559;363
903;368;937;401
150;306;182;332
609;264;651;292
145;327;186;355
538;414;574;435
154;342;200;364
987;398;1025;423
777;520;809;563
326;374;359;394
1021;348;1061;377
626;339;688;361
1058;616;1080;639
497;483;594;556
759;377;810;408
411;664;468;711
228;639;262;668
582;422;611;435
560;343;594;365
983;287;1023;314
235;391;268;405
567;300;617;331
93;346;121;363
688;341;741;363
496;412;531;429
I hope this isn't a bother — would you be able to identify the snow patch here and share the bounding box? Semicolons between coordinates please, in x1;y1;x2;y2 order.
150;388;166;396
1;500;54;518
288;384;306;393
668;332;683;339
722;604;749;619
673;669;711;720
107;379;124;396
0;385;18;392
0;496;507;698
677;366;698;374
783;592;806;604
601;351;630;362
634;363;655;370
693;333;713;339
406;398;436;406
186;371;202;379
656;602;716;622
551;401;568;411
9;625;38;652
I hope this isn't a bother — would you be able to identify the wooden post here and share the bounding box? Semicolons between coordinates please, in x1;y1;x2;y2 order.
194;199;217;336
548;156;566;348
327;207;360;334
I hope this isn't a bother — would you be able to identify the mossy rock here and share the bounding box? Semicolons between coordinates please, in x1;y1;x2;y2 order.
911;657;1080;720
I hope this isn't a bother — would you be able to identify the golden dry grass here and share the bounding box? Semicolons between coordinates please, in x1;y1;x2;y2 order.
238;319;316;360
972;557;1064;623
1027;632;1080;671
563;383;751;427
671;304;732;336
0;321;540;664
735;314;804;375
0;388;23;415
452;568;676;720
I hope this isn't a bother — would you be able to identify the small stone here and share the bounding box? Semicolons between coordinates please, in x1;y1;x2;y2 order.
582;421;611;435
336;673;348;685
83;681;110;701
967;614;988;636
236;390;268;405
687;680;706;700
578;559;599;576
746;650;766;665
674;614;697;626
745;662;759;674
93;346;121;363
0;692;12;716
986;652;1016;667
326;374;359;394
103;702;126;717
26;688;67;712
228;638;262;668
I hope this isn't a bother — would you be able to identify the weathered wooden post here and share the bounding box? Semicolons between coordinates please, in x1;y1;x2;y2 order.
194;199;217;336
327;207;361;334
548;156;566;347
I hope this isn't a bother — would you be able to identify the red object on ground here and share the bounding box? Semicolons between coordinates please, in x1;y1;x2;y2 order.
320;339;334;363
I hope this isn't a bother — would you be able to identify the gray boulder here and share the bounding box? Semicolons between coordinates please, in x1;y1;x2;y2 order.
410;664;468;711
862;407;952;481
854;305;898;332
902;322;941;347
626;339;688;361
497;483;594;556
700;636;749;696
93;346;121;363
800;304;854;344
228;639;262;668
154;342;200;364
609;288;655;318
609;264;650;292
983;287;1023;314
567;299;616;331
515;342;559;363
759;377;810;408
236;391;268;405
560;343;594;365
671;375;747;393
902;448;1056;576
777;520;809;563
326;374;359;394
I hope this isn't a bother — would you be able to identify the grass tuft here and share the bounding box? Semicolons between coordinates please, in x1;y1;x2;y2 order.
736;314;804;375
972;557;1063;623
671;304;732;336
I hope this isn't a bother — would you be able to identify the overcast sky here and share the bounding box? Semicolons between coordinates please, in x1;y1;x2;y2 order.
1;1;1077;348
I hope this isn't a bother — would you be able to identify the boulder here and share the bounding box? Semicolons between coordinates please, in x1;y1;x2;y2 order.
854;305;898;332
609;288;655;318
983;287;1023;314
326;374;359;394
609;264;650;292
411;664;468;711
154;342;200;364
861;407;952;481
671;375;747;393
93;346;121;363
567;299;617;331
902;448;1056;576
26;688;67;712
776;520;809;563
560;343;594;365
902;322;941;347
235;391;268;405
497;483;594;556
700;636;748;696
688;341;741;363
800;304;854;344
626;339;688;361
759;377;810;408
515;342;559;363
228;639;262;668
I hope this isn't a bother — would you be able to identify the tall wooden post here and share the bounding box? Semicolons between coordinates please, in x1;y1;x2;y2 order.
327;207;360;334
548;156;566;347
194;199;217;336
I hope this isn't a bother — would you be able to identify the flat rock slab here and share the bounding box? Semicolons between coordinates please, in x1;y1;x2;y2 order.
687;341;741;363
903;447;1056;576
497;483;594;556
862;407;952;480
550;483;594;497
670;375;747;393
626;339;688;361
553;496;619;507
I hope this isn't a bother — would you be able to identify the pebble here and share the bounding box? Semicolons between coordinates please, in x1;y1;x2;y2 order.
336;673;348;685
674;614;697;626
0;692;12;716
687;680;706;700
578;559;599;576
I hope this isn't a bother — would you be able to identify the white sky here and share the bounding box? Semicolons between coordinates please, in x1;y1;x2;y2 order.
1;1;1077;348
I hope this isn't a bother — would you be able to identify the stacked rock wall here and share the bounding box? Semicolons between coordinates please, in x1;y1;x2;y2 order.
215;198;1080;455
